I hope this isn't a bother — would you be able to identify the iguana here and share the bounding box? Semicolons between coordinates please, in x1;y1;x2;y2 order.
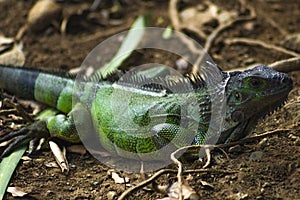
0;64;293;161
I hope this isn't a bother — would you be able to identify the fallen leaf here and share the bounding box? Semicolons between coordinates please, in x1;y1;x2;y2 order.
0;35;14;53
0;42;25;66
16;0;62;39
200;180;214;190
0;140;10;147
180;2;236;37
49;141;69;173
44;161;59;168
167;181;199;200
67;144;87;155
27;0;62;32
7;186;27;197
108;169;130;184
21;156;32;161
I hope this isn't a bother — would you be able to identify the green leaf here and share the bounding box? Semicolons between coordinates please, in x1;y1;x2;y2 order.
162;25;173;39
0;108;56;199
0;146;26;199
100;15;146;78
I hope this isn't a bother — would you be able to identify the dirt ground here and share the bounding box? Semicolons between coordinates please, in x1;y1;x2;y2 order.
0;0;299;199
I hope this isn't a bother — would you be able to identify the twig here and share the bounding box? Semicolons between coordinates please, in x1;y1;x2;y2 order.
215;129;290;149
169;0;181;31
168;0;206;57
168;0;257;75
202;147;211;168
191;0;256;74
169;144;214;199
170;149;183;200
227;57;300;73
74;20;133;44
192;15;256;74
269;57;300;72
0;109;19;116
117;168;236;200
224;37;300;57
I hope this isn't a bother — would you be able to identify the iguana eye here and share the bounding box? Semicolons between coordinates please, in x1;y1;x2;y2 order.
249;79;261;89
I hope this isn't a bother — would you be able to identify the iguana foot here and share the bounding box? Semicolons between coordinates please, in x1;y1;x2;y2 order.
0;120;49;159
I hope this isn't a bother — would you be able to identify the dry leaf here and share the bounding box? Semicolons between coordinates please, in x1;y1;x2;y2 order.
0;35;14;53
67;144;87;155
88;148;115;158
44;161;59;168
21;156;32;161
200;180;214;189
27;0;62;31
49;140;69;173
0;42;25;66
16;0;62;39
227;192;249;200
108;169;130;184
180;2;236;37
0;140;10;147
167;181;199;200
7;187;27;197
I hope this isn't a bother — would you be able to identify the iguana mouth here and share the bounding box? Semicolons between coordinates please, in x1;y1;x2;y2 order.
220;95;289;144
263;84;292;99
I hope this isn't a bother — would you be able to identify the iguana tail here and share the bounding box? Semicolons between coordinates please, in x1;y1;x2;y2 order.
0;65;73;113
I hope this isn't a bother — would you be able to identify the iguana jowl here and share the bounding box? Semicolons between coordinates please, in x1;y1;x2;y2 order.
0;64;293;160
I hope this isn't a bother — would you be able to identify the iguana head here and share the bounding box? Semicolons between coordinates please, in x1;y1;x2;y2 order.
219;65;293;143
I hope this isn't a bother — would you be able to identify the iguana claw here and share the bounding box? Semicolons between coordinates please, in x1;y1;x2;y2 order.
0;120;49;159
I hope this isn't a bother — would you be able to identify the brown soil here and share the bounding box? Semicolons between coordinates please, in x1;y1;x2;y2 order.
0;0;299;199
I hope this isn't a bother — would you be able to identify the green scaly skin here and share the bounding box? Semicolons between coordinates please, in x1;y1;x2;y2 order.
0;64;293;160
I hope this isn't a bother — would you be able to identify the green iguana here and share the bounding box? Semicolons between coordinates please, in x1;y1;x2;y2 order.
0;64;293;161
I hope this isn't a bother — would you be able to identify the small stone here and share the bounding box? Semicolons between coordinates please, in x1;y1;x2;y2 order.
92;181;100;187
243;22;255;31
107;191;117;200
86;173;92;178
249;151;263;161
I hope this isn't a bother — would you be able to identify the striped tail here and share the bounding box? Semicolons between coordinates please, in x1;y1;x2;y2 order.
0;65;73;113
